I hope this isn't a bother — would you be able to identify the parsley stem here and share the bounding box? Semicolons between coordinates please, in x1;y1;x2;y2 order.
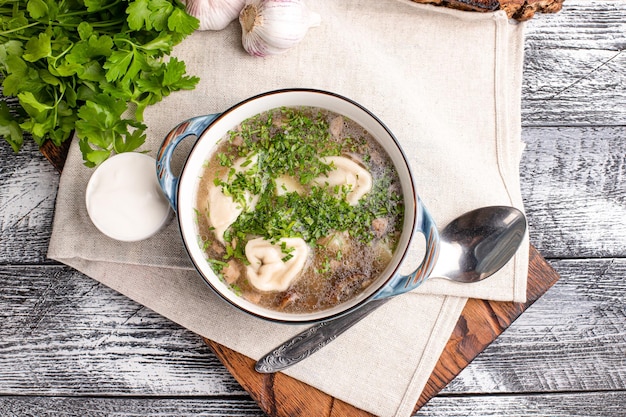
0;18;126;38
50;43;74;64
52;90;60;132
53;18;127;30
0;21;39;37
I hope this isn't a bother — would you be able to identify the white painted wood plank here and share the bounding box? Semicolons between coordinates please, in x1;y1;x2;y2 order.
520;126;626;258
0;266;246;396
0;260;623;397
445;258;626;394
0;140;59;265
522;49;626;126
0;396;266;417
0;391;624;417
521;0;626;126
417;391;626;417
524;0;626;51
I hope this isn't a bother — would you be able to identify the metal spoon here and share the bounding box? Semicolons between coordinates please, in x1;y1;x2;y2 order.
255;206;527;373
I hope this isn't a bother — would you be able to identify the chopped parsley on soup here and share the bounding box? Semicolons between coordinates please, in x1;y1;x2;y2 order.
195;106;404;313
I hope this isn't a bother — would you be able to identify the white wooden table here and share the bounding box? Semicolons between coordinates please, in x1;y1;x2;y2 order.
1;1;624;415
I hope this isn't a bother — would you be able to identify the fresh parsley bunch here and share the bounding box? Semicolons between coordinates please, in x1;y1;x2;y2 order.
0;0;199;166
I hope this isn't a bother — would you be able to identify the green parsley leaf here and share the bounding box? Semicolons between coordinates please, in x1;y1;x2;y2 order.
147;0;174;32
23;32;52;62
103;49;134;82
84;0;112;13
18;91;53;114
114;128;146;153
27;0;48;20
0;0;199;166
0;102;23;152
126;0;153;31
77;22;94;41
168;8;200;33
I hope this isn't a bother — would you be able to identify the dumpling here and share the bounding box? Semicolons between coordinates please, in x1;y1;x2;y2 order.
207;155;258;244
275;175;304;196
245;237;309;292
314;156;372;205
207;186;241;244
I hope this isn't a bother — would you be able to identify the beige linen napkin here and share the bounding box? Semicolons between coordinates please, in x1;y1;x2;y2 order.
48;1;528;416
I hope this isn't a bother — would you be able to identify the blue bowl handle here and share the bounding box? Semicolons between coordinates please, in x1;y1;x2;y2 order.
373;199;440;299
156;114;220;212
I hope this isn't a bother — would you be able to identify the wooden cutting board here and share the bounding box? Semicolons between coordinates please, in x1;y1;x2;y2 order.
205;246;559;416
41;139;560;416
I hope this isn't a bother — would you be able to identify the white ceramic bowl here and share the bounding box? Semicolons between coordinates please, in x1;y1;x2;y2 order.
157;89;438;323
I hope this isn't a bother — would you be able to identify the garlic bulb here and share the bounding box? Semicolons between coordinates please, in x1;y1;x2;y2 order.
183;0;246;31
239;0;321;57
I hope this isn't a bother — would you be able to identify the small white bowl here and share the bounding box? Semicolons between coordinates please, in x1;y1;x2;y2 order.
86;152;171;242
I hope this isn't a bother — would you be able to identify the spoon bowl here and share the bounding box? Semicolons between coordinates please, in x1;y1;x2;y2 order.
431;206;527;283
255;206;527;373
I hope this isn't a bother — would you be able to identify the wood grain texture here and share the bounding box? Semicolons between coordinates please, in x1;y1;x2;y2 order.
409;0;564;20
443;258;626;394
0;259;620;397
38;139;70;173
2;391;624;417
1;258;614;413
523;1;626;51
0;396;267;417
522;49;626;126
202;246;559;417
0;140;59;265
0;266;247;396
522;1;626;127
520;126;626;258
418;391;626;416
0;1;624;416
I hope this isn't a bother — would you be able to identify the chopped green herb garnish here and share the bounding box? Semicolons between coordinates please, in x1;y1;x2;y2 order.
230;284;243;297
317;256;332;275
210;107;404;260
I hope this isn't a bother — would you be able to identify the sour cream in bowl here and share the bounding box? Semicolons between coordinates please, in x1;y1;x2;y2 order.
86;152;171;242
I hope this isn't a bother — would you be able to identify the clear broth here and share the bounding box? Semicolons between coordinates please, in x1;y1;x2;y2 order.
196;106;404;313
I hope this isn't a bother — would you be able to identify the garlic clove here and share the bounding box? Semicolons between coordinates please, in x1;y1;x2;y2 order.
183;0;247;31
239;0;321;57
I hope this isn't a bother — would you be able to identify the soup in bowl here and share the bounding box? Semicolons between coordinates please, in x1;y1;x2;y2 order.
157;89;438;323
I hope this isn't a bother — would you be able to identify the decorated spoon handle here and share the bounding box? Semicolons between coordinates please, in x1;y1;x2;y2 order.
255;298;388;373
